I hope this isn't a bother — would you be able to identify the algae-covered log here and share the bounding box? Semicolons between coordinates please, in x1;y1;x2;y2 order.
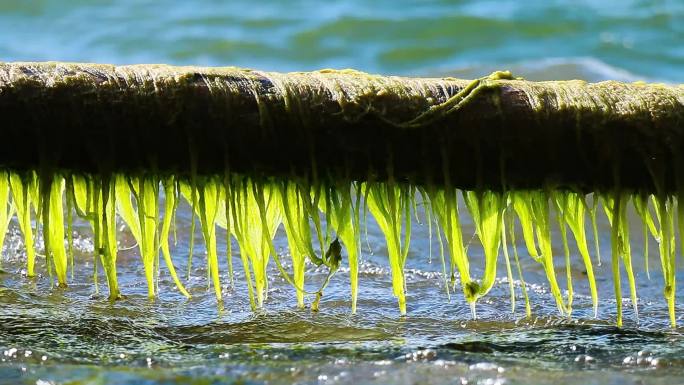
1;62;682;191
1;62;684;327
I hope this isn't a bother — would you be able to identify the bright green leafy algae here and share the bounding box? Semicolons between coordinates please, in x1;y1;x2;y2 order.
553;191;599;317
588;195;603;267
159;178;190;297
280;182;316;308
633;194;657;280
365;181;412;315
429;188;470;301
197;179;223;302
602;193;638;327
652;195;677;327
0;170;680;326
500;208;515;313
116;175;164;298
318;183;362;313
555;195;575;315
462;190;504;317
42;175;68;286
97;178;121;300
224;178;283;309
10;172;37;277
512;191;567;315
74;176;120;299
505;206;531;317
0;172;15;269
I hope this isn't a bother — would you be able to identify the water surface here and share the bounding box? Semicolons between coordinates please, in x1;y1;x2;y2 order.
1;197;683;385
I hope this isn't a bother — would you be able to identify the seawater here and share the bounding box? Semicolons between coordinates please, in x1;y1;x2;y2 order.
0;0;682;82
0;1;683;384
1;197;683;385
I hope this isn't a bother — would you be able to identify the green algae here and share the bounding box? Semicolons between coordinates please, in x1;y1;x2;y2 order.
318;183;362;313
429;188;470;302
365;181;412;315
0;172;14;270
555;197;574;315
512;191;567;315
463;191;504;302
42;175;68;286
0;170;681;326
588;196;602;267
65;177;75;280
160;178;190;298
73;176;121;300
388;71;517;128
553;191;598;317
633;194;657;280
10;172;36;277
500;209;516;313
602;193;638;327
225;179;282;309
652;195;677;327
280;182;316;308
505;206;531;317
197;179;223;302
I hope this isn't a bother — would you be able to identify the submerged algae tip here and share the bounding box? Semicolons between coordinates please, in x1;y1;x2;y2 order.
0;168;681;327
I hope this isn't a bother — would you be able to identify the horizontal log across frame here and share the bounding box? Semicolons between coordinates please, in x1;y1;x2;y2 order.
1;62;683;192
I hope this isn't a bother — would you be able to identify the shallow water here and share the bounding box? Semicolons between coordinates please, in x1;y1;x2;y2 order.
1;1;684;384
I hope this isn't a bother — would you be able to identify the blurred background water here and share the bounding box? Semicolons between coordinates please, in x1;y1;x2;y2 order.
1;0;682;82
0;1;684;384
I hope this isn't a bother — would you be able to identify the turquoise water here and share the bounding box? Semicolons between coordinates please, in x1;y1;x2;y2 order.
1;0;682;82
1;1;684;384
